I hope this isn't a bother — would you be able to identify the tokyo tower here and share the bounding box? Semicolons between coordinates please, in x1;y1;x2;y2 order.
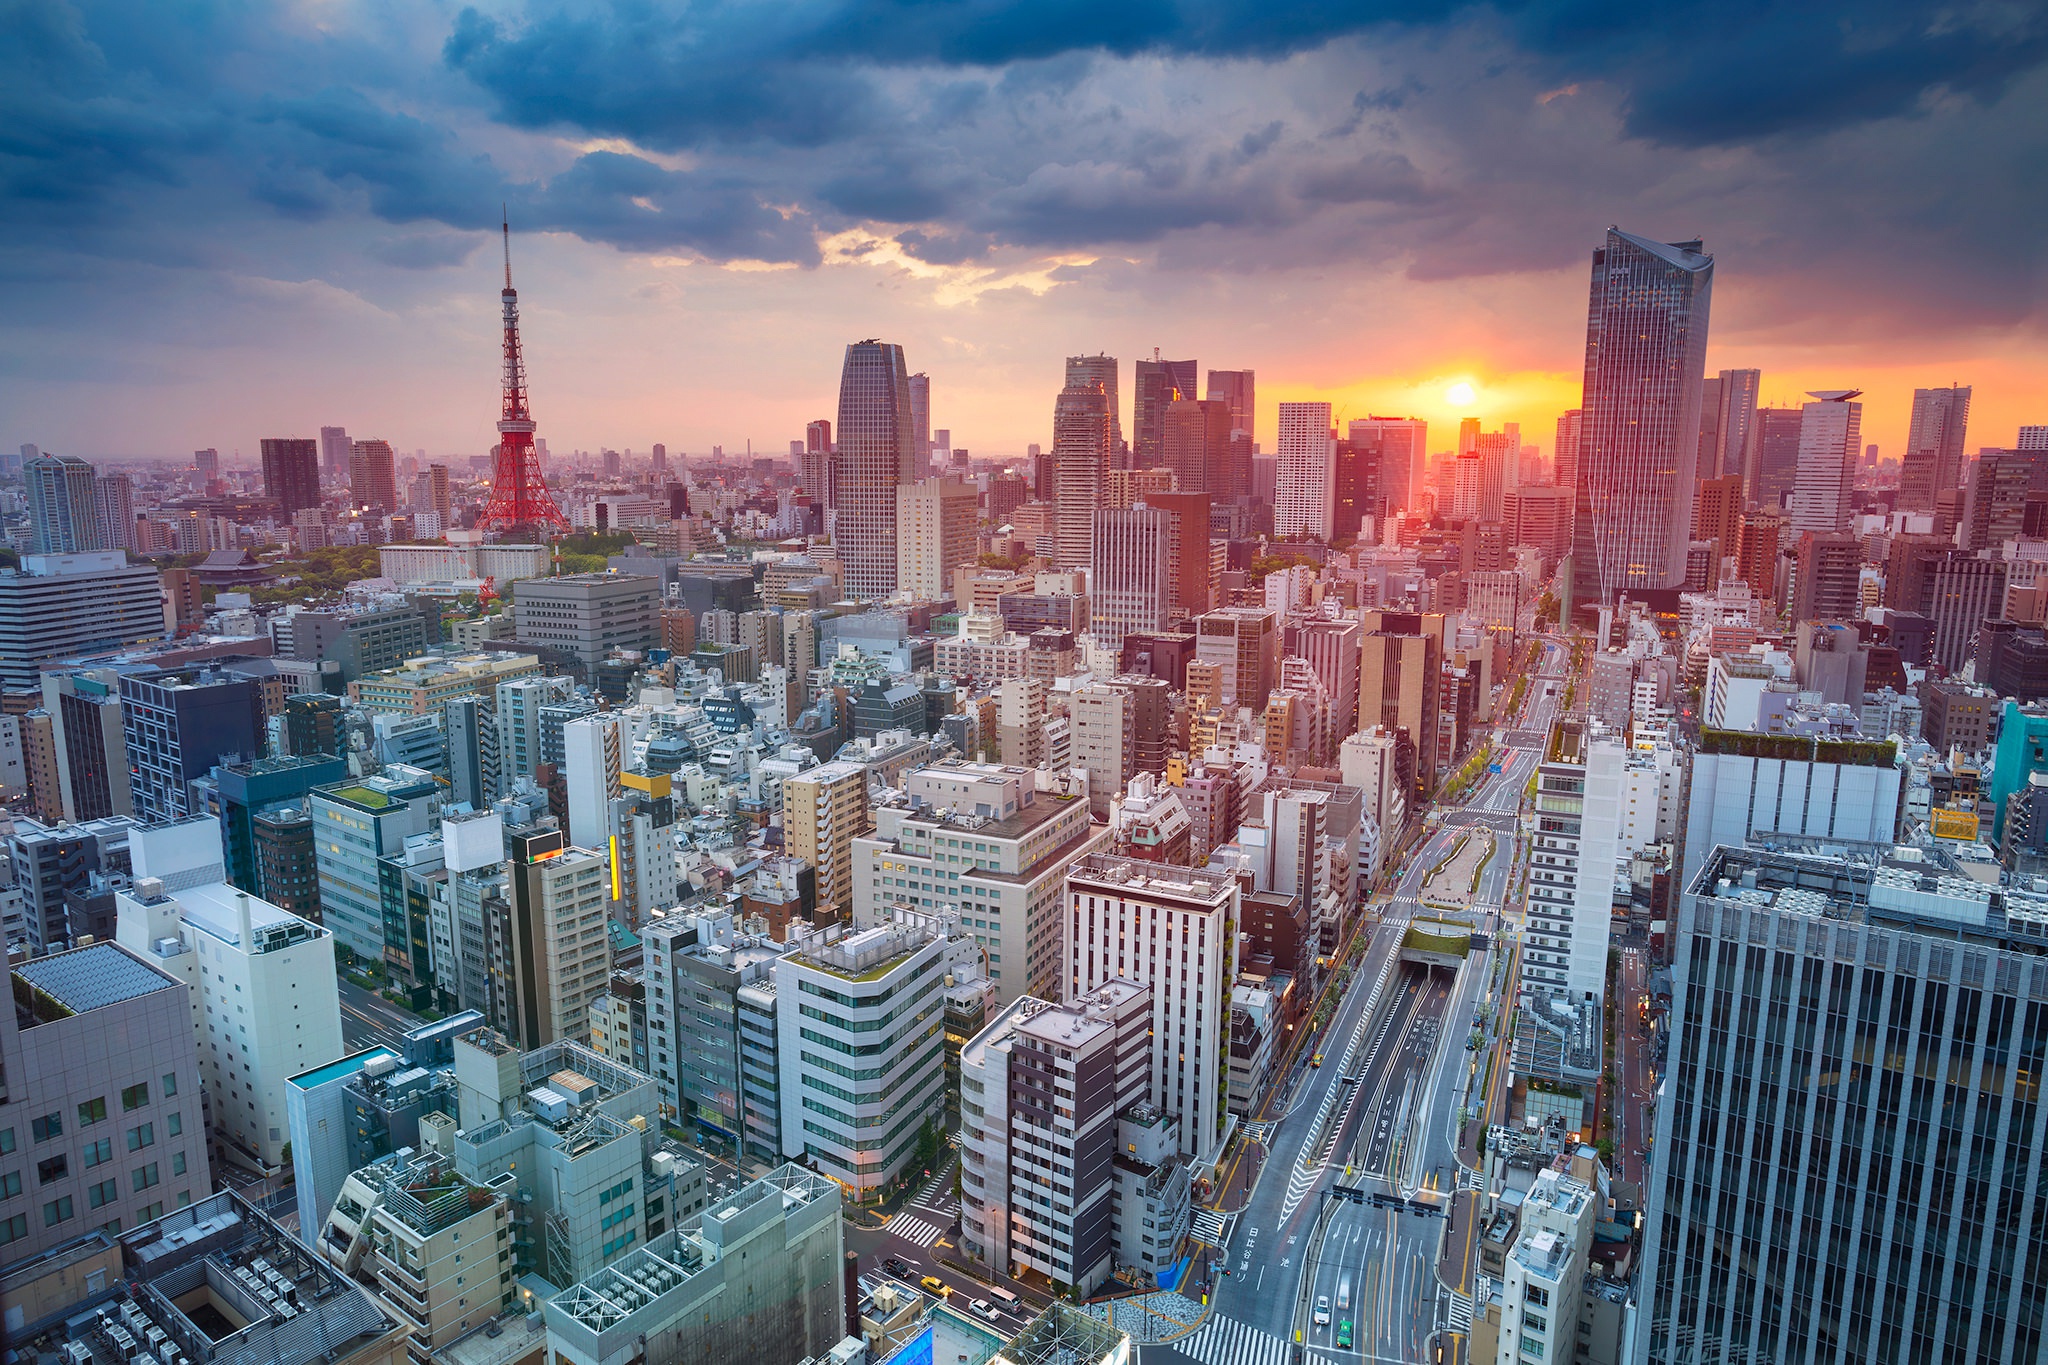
479;215;571;535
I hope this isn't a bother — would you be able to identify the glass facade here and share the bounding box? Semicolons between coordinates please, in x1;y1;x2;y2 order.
1570;229;1714;602
1646;846;2048;1364
834;339;915;600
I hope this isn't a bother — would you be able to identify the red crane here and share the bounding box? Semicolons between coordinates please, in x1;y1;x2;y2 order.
479;214;571;535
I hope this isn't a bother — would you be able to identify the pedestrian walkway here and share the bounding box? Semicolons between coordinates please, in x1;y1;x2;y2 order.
888;1213;945;1247
1190;1208;1235;1245
1173;1315;1293;1365
1081;1289;1208;1343
1447;1287;1475;1330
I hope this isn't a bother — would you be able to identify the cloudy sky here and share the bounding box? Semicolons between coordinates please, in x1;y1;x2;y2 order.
4;0;2044;466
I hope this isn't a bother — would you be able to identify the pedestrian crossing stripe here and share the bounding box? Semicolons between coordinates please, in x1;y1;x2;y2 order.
1176;1315;1291;1365
889;1213;943;1247
1448;1288;1475;1330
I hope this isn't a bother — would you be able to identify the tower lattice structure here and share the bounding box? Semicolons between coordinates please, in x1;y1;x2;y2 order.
479;219;571;535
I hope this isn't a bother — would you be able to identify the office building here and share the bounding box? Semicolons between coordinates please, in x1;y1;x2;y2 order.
119;668;261;825
895;477;978;601
3;815;136;954
498;827;610;1050
1066;854;1239;1155
1359;615;1444;797
496;673;576;787
1528;721;1624;1009
642;908;785;1153
561;712;623;853
1206;368;1255;444
0;552;165;690
1133;356;1197;467
544;1165;845;1365
774;916;960;1195
835;339;916;599
1642;839;2048;1364
1504;485;1573;563
24;452;100;555
444;694;499;811
513;573;660;672
1570;230;1715;601
1351;417;1429;519
1163;397;1234;497
906;370;932;476
1147;489;1213;622
1899;383;1973;510
1339;726;1411;871
1275;401;1336;540
959;980;1164;1293
311;766;443;963
1750;406;1804;509
783;760;871;926
855;762;1104;1005
1090;503;1172;650
0;941;207;1261
1053;377;1113;570
1788;531;1864;624
1691;473;1744;574
1064;354;1122;455
1292;616;1364;735
605;772;678;928
348;438;397;511
1788;390;1863;534
261;437;322;516
114;817;343;1172
1194;606;1278;708
93;472;134;552
42;669;133;822
1931;555;2008;672
1962;449;2034;551
1697;366;1762;485
209;754;348;897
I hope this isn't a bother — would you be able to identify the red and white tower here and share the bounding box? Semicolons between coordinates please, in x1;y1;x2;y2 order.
479;217;571;535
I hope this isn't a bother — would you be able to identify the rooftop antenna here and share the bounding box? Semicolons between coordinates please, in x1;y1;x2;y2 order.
503;205;513;291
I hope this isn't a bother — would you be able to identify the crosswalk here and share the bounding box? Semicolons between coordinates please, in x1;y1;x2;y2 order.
1458;1165;1486;1193
1447;1287;1475;1330
1190;1208;1234;1245
888;1213;944;1247
1174;1315;1292;1365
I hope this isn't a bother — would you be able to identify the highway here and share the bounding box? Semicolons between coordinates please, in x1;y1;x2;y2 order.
1158;636;1565;1365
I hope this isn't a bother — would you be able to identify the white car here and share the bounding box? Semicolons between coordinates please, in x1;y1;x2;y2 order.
1314;1296;1331;1327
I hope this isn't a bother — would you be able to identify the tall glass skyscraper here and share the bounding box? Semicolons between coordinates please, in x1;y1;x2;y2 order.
834;339;916;600
1646;838;2048;1365
1569;229;1715;604
24;452;100;555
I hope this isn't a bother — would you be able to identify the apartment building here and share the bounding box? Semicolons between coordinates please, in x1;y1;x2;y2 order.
642;908;786;1154
502;827;610;1051
782;760;873;926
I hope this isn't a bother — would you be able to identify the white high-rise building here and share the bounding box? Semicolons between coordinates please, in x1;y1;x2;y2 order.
561;712;623;852
116;816;344;1170
1274;402;1335;539
1788;390;1863;535
1065;854;1239;1156
1527;720;1624;1009
895;476;978;601
1089;503;1171;650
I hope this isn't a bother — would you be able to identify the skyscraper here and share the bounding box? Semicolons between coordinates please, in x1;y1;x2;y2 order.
1570;229;1715;603
1351;417;1429;518
1899;383;1973;510
1052;378;1113;570
1703;367;1762;486
1788;390;1863;534
319;425;351;476
834;339;917;599
895;477;979;600
24;452;99;554
348;438;398;512
1752;406;1805;509
261;436;321;516
1205;368;1256;444
1090;503;1172;649
801;417;833;507
1274;401;1335;540
1162;397;1233;496
908;371;932;478
93;473;134;552
1064;354;1121;454
1132;356;1197;467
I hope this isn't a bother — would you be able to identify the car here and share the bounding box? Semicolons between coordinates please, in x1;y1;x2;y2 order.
1314;1296;1331;1326
882;1256;916;1280
919;1275;952;1299
1336;1320;1353;1350
969;1299;1000;1321
1311;1052;1323;1067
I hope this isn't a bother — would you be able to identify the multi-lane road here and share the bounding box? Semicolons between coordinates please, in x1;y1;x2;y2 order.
1156;636;1566;1365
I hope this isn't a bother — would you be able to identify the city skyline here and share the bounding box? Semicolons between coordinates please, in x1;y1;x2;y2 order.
3;4;2043;461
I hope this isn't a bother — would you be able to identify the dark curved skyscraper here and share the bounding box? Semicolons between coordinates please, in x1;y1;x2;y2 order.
1569;229;1714;604
835;340;916;599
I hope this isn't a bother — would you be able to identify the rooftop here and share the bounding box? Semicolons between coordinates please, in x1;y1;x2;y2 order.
14;942;180;1018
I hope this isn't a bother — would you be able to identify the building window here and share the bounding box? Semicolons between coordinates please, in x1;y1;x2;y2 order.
133;1164;160;1193
0;1171;19;1199
36;1156;67;1185
87;1179;118;1209
31;1114;61;1143
127;1123;155;1152
167;1113;183;1137
77;1098;107;1126
83;1139;112;1168
43;1196;74;1227
122;1083;150;1111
